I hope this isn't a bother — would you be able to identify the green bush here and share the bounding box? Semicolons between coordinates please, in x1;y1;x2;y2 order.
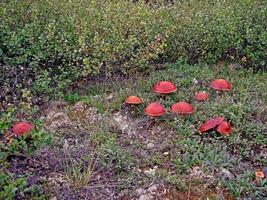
0;0;266;98
0;172;26;200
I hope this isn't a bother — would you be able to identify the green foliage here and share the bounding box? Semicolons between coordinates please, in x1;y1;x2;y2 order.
173;138;236;171
1;0;266;99
0;172;26;200
91;131;133;172
221;170;267;198
0;107;14;134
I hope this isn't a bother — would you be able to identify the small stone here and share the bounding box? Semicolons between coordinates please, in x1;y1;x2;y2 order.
163;152;169;155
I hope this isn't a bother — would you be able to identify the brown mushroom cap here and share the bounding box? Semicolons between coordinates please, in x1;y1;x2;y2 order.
12;122;34;136
195;91;209;102
170;102;194;115
144;102;165;117
198;117;224;133
216;121;232;136
210;79;232;91
125;96;143;105
152;81;177;95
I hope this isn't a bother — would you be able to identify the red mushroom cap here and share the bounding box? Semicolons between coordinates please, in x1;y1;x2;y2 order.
198;117;224;133
12;122;34;136
144;102;165;117
125;96;143;105
216;121;232;136
152;81;177;95
170;102;194;115
195;91;209;102
210;79;232;91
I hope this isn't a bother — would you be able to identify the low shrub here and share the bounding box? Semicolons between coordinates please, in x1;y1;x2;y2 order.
0;0;266;99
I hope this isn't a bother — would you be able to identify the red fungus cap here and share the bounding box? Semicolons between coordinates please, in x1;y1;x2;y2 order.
144;102;165;117
210;79;232;91
195;91;209;102
125;96;143;105
12;122;34;136
198;117;224;133
216;121;232;136
170;102;194;115
152;81;177;95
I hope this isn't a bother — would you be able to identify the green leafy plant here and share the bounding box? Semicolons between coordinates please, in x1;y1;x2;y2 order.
0;172;26;200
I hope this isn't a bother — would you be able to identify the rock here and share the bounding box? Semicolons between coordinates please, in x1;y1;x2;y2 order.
163;152;169;155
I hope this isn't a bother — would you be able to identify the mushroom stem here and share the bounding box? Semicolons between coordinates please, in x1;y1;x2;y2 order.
161;95;167;100
255;171;265;185
255;176;263;185
157;93;167;99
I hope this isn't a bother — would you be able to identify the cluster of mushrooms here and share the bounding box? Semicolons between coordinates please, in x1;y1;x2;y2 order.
125;79;233;136
3;78;266;182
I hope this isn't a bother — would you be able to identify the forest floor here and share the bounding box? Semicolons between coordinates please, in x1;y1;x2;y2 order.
2;63;267;199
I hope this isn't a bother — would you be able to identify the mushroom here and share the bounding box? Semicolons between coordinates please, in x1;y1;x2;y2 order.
170;102;194;115
12;122;34;136
210;79;232;91
255;171;265;184
198;117;224;133
144;102;165;126
125;96;143;105
195;91;208;102
216;121;232;136
144;102;165;117
152;81;177;96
